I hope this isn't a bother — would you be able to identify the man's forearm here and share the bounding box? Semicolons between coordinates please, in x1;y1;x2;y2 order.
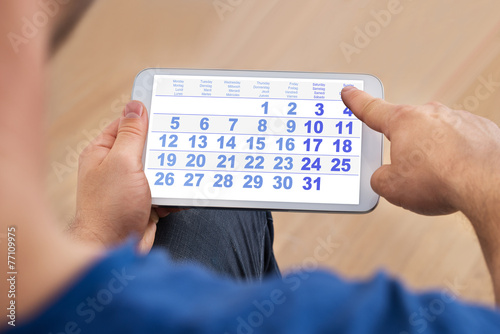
460;179;500;303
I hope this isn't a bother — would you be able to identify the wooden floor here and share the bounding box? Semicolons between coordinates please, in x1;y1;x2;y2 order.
47;0;500;305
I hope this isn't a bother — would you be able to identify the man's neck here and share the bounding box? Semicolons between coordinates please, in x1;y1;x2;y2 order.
0;1;103;328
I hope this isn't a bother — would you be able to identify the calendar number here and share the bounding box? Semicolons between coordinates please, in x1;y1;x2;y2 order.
343;107;353;117
305;120;323;134
155;172;175;186
218;136;237;149
200;117;210;131
288;102;297;115
158;153;176;167
160;135;179;148
301;157;321;171
262;101;269;114
245;156;265;170
303;177;321;191
184;173;204;187
335;121;353;135
258;119;268;132
315;103;325;116
160;134;178;148
247;137;266;150
331;158;351;172
333;139;353;153
276;138;295;151
186;154;206;168
273;176;293;190
304;138;322;152
229;118;238;131
170;117;180;130
217;155;236;169
274;157;293;170
243;175;263;189
287;120;296;133
214;174;234;188
189;135;208;149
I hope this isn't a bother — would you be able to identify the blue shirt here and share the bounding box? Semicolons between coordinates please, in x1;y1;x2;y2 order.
7;241;500;333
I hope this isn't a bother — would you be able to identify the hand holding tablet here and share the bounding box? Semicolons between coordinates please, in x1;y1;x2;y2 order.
132;69;383;212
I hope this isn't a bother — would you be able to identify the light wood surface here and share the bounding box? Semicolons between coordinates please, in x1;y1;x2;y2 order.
47;0;500;305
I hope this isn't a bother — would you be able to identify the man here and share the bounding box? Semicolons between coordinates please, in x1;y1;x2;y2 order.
2;1;500;333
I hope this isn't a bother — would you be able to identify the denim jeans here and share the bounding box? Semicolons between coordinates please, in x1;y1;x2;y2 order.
153;209;281;281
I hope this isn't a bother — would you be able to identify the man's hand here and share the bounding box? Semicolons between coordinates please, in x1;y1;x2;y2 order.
342;86;500;302
341;86;500;217
70;101;162;253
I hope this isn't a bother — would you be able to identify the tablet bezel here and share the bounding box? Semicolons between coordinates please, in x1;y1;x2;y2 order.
132;68;383;213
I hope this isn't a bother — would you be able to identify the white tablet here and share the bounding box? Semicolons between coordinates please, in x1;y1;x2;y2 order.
132;69;383;213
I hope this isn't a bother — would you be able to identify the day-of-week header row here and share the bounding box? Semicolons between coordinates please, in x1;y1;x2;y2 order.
154;75;363;100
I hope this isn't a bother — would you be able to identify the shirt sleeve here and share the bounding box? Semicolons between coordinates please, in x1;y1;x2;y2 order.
104;249;500;334
9;244;500;334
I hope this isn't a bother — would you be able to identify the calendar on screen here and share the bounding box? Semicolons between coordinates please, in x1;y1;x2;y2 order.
133;69;383;212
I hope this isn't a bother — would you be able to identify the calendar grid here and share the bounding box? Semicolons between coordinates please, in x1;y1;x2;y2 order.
146;74;364;206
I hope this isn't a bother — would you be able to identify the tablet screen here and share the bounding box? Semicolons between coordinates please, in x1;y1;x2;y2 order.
143;73;365;208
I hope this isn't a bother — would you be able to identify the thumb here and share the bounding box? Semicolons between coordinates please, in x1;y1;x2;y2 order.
112;101;148;166
371;164;425;211
370;164;402;205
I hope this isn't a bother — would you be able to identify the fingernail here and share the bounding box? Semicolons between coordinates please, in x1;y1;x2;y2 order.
124;101;143;119
342;86;357;92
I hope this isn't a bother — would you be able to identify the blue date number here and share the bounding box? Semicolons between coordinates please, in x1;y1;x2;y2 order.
214;174;234;188
243;175;263;189
245;156;264;170
154;172;175;186
274;157;293;170
184;173;204;187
